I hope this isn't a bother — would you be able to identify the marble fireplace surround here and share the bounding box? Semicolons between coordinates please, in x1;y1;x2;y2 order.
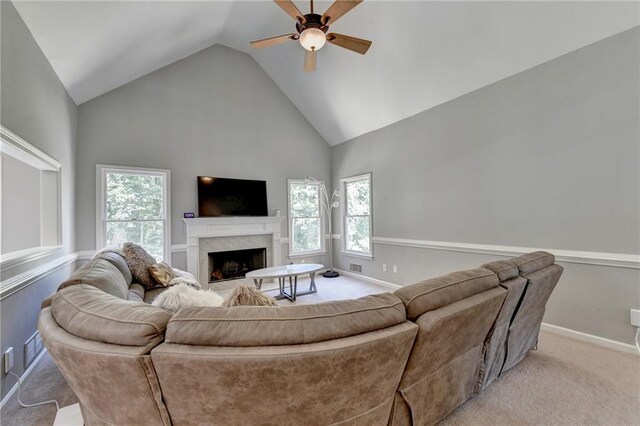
183;217;283;286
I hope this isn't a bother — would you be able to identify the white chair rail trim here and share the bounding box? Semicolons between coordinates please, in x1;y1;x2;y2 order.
0;246;63;270
371;237;640;269
0;253;78;300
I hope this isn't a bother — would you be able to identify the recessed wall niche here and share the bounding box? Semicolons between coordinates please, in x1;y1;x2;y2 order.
0;126;62;261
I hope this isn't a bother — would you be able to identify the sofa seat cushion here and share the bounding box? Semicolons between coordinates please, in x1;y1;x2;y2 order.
51;284;172;347
165;292;407;346
59;258;129;299
511;251;555;275
394;268;499;320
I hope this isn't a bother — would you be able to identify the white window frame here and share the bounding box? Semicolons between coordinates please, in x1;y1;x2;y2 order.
96;164;171;263
287;178;326;258
341;173;373;259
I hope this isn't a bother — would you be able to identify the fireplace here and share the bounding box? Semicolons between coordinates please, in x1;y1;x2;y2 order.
184;216;283;286
208;248;267;283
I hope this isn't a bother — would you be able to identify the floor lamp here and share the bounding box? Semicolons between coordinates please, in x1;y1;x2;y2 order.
306;176;340;278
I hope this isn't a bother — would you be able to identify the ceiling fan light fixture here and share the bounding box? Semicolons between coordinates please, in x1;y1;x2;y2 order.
299;27;326;51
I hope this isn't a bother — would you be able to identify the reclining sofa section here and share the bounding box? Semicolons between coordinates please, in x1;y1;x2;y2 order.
38;250;562;425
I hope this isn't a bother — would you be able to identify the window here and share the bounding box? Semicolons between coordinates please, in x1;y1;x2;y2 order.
287;179;324;257
342;173;372;257
97;165;171;262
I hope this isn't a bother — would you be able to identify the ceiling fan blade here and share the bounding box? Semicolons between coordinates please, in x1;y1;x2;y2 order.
250;33;298;49
304;49;317;72
274;0;306;23
326;33;371;55
321;0;363;25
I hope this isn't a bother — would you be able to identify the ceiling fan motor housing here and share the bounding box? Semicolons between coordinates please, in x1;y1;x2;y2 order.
296;14;328;34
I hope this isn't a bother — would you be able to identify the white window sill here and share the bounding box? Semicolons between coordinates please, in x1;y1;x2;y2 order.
288;250;327;259
341;250;373;260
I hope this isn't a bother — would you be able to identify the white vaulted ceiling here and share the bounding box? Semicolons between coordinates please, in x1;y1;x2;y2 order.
12;1;640;145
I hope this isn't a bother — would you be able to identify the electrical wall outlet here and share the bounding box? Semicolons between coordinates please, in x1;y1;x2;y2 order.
393;265;398;273
631;309;640;327
4;347;14;374
382;264;388;272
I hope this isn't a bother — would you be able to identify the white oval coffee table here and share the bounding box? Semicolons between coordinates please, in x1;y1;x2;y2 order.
246;264;324;302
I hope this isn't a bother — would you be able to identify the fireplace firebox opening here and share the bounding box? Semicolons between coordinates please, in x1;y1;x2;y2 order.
208;248;267;283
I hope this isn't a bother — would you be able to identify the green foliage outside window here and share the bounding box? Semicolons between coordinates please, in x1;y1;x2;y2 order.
345;178;371;253
105;173;165;260
289;182;321;253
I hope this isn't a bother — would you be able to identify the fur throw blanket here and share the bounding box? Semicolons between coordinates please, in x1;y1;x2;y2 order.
222;285;278;307
152;284;223;313
168;268;201;289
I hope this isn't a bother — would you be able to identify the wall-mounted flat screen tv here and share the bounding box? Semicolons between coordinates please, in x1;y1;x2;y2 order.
197;176;268;217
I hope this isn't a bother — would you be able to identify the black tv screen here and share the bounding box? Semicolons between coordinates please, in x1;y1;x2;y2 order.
197;177;268;217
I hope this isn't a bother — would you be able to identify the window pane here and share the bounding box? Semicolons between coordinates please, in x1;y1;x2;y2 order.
106;173;164;220
346;179;370;216
106;220;164;261
346;216;370;253
290;183;319;218
292;218;321;252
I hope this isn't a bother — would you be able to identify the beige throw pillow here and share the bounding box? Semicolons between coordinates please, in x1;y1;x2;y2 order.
222;285;278;307
122;243;157;289
148;262;176;287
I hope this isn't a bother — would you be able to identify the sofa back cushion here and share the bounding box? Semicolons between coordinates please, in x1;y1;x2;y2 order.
165;292;406;346
152;322;417;426
59;258;129;299
394;268;499;320
482;259;519;282
511;251;555;275
96;249;133;285
51;284;172;347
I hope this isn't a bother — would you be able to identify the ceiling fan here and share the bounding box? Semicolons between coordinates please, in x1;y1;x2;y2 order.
250;0;372;72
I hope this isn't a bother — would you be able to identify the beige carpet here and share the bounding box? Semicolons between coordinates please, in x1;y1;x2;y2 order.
441;331;640;425
2;275;638;425
0;352;78;426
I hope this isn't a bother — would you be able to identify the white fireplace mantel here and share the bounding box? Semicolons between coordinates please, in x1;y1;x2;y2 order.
182;216;284;284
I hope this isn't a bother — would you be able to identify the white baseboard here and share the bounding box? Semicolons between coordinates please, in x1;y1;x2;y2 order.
335;268;401;290
540;323;638;355
0;349;48;410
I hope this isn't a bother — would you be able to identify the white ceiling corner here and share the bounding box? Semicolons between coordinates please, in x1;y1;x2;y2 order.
12;1;640;146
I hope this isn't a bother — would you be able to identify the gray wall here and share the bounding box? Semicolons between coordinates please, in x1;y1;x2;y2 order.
331;27;640;345
0;1;78;399
1;155;41;253
76;44;331;267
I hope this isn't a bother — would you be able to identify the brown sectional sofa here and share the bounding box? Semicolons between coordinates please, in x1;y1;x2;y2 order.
38;250;563;425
